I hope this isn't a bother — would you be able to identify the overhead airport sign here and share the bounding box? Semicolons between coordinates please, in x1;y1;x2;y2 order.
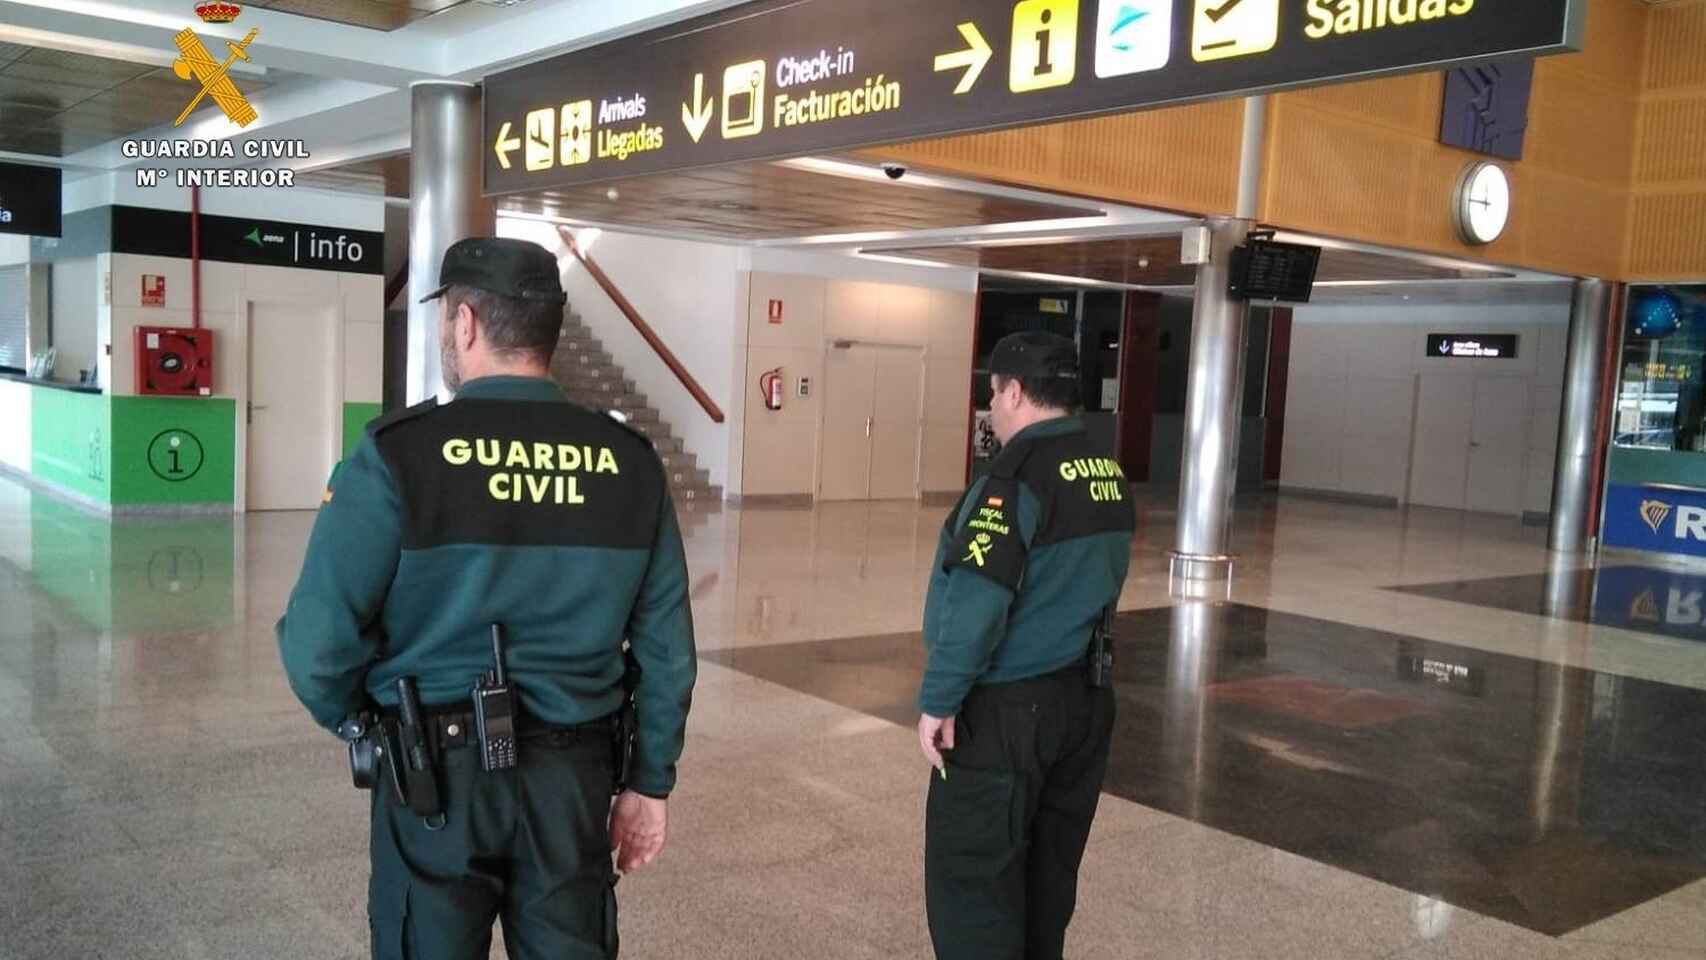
0;162;63;238
483;0;1583;194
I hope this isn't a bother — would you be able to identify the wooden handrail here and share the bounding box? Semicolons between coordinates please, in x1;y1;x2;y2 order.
556;225;725;425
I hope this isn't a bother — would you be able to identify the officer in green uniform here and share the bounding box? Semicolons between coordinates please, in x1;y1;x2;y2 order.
276;237;696;960
916;331;1135;960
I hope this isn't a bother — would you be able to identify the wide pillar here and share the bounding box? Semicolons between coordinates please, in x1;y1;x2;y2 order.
1170;217;1253;582
407;81;495;403
1548;278;1611;553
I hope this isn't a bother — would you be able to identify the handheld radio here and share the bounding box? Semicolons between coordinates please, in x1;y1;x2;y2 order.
473;624;518;771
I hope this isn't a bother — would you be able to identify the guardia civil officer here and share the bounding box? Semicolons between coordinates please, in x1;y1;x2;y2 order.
276;237;696;960
916;331;1135;960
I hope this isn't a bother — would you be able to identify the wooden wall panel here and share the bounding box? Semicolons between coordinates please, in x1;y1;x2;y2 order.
1281;73;1437;137
1264;104;1424;241
1527;63;1639;188
864;0;1676;281
1628;194;1706;279
1635;97;1706;184
1628;0;1706;279
1261;0;1644;280
858;100;1243;216
1644;1;1706;91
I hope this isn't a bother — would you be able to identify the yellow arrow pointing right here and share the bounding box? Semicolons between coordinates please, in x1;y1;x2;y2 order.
934;22;993;95
682;72;714;143
494;120;521;170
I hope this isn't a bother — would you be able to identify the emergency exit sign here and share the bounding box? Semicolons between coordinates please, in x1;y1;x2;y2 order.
484;0;1582;194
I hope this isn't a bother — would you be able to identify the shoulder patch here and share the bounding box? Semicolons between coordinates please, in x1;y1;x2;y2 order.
944;475;1027;591
366;398;439;438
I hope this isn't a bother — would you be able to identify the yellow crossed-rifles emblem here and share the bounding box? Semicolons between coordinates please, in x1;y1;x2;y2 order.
172;26;260;128
963;533;995;568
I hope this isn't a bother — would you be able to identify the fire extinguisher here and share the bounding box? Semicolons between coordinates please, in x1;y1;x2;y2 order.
759;367;784;412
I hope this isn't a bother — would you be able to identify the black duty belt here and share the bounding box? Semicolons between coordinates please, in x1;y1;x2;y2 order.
381;700;613;752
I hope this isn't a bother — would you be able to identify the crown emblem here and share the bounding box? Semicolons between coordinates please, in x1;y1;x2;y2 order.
1640;499;1672;535
195;2;241;23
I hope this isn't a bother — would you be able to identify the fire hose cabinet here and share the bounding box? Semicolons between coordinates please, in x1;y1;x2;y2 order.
135;326;215;396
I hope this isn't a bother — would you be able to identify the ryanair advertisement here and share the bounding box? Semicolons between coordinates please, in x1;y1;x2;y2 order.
1603;483;1706;561
483;0;1582;194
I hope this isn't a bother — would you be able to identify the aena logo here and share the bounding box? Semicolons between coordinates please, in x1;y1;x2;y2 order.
1096;0;1172;77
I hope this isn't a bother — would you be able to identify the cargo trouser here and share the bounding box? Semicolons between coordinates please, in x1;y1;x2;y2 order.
924;664;1117;960
368;721;619;960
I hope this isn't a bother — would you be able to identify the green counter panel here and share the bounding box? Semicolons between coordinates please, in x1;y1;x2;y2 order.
30;389;112;504
109;396;236;506
1608;447;1706;489
343;402;383;458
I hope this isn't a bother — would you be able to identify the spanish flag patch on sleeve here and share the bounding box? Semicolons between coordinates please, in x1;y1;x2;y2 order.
946;477;1026;590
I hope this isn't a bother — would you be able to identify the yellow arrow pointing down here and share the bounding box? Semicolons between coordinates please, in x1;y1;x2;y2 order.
682;73;714;143
494;121;521;170
934;22;993;95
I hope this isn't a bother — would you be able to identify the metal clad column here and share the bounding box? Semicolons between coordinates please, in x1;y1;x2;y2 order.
1172;96;1265;583
1172;217;1253;581
407;81;494;403
1548;278;1610;553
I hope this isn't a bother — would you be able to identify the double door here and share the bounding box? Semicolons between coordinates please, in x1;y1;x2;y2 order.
819;341;925;501
1408;374;1531;515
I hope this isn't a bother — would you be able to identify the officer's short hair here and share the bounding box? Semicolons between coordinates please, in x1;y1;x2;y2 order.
994;373;1081;413
446;284;562;364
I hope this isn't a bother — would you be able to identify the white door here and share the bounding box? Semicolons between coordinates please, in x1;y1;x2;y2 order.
868;346;924;500
1465;377;1531;515
819;342;877;501
1408;374;1476;509
248;302;335;510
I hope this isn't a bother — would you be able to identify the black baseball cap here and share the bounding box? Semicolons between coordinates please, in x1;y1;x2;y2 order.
988;331;1079;381
419;237;567;305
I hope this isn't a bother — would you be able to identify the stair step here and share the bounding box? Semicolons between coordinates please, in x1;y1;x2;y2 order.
568;392;648;411
551;311;718;505
658;450;698;473
557;350;614;369
565;376;637;396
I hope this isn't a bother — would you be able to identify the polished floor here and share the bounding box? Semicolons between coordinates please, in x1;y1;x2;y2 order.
3;476;1705;959
1391;564;1706;645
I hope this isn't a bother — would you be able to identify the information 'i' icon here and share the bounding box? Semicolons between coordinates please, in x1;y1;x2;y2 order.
1010;0;1080;93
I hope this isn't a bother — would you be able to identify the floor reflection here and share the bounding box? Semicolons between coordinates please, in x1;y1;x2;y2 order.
705;602;1706;936
1389;563;1706;644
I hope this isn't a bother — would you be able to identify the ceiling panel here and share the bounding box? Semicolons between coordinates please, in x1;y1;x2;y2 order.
0;46;281;157
299;158;1101;240
245;0;474;31
494;163;1101;241
878;235;1516;287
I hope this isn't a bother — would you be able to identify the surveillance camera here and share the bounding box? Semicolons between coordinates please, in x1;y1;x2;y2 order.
881;163;907;181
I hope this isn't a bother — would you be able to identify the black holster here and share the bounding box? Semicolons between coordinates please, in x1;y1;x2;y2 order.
1087;607;1116;689
612;644;639;794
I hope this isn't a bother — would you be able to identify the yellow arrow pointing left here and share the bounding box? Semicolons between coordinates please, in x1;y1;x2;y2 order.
494;120;521;170
934;22;993;95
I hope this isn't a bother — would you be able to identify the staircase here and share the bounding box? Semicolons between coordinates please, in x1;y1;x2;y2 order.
550;311;724;509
